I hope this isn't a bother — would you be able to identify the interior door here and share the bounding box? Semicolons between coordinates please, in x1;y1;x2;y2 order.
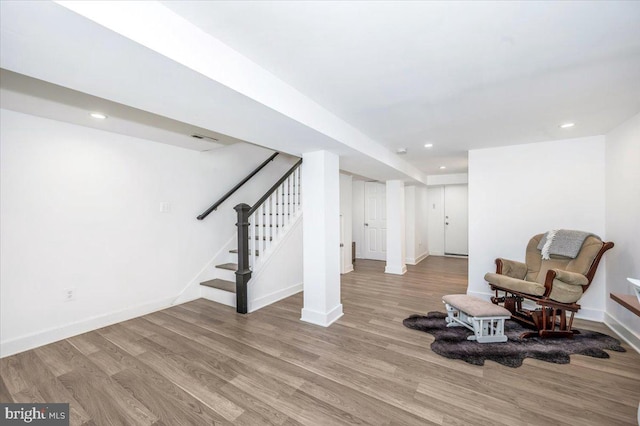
444;185;468;256
340;214;345;273
364;182;386;261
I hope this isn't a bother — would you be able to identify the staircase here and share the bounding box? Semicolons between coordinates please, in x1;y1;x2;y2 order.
198;157;302;313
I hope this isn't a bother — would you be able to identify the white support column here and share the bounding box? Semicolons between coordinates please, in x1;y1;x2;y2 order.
301;150;343;327
385;180;407;275
339;173;354;274
404;186;417;264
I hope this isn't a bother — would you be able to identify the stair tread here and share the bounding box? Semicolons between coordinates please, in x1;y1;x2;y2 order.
229;249;259;255
200;279;236;293
215;263;237;271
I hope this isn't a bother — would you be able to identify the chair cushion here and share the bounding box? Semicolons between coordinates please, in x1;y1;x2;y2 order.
525;235;603;284
548;279;584;304
484;273;546;296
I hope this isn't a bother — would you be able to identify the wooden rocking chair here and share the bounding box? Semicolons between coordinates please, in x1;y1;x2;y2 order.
484;233;613;338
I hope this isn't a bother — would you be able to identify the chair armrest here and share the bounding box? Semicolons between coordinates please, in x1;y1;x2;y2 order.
495;258;527;279
552;269;589;286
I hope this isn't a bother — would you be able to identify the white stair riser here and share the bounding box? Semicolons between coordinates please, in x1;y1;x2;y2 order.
214;267;236;281
201;286;236;308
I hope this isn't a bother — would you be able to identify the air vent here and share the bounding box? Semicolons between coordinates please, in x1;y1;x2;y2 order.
191;134;219;142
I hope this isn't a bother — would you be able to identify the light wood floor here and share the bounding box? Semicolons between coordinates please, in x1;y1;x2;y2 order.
2;257;639;425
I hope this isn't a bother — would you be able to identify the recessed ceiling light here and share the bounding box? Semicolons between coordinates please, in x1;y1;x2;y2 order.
396;148;407;155
439;166;446;170
424;143;433;148
89;112;107;119
559;122;575;128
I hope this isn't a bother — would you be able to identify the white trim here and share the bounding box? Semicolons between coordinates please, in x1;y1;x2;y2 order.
429;250;445;256
604;312;640;354
0;295;197;358
385;265;407;275
301;304;344;327
249;283;303;313
406;252;429;265
341;264;354;274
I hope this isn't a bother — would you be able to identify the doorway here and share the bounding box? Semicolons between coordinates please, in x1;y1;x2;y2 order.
363;182;386;261
427;184;468;256
444;185;468;256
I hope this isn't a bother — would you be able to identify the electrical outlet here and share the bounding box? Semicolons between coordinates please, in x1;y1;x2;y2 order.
64;288;77;302
160;202;172;213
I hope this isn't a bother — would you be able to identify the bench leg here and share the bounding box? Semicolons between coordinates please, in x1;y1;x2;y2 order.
472;317;508;343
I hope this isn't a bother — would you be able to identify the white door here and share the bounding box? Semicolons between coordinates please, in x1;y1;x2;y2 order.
364;182;386;261
340;214;345;273
444;185;468;256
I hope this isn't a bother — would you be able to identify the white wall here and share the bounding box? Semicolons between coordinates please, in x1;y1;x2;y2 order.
0;109;295;356
339;174;354;273
427;173;468;186
419;186;430;260
427;186;445;256
248;214;303;313
405;186;416;263
352;180;365;259
468;135;607;320
405;186;429;264
604;113;640;349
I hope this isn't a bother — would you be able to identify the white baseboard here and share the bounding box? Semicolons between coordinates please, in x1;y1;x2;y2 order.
0;295;197;358
385;264;407;275
406;252;429;265
604;312;640;354
249;283;302;313
301;303;344;327
429;250;444;256
574;307;605;322
341;264;354;274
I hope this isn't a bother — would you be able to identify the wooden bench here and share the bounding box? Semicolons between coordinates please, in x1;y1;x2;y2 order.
442;294;511;343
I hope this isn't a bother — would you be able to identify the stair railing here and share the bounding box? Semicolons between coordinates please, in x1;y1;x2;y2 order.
197;152;279;220
234;159;302;313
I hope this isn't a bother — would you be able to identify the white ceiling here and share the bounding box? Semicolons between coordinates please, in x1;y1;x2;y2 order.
1;1;639;180
162;1;640;173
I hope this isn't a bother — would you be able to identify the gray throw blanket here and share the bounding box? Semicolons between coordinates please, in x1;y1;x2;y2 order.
536;229;599;259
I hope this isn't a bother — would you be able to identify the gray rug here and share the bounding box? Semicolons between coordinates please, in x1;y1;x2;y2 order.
403;312;625;368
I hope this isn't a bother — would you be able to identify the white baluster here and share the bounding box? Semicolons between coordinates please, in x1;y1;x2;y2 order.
267;194;273;248
249;211;256;269
281;182;285;229
258;204;264;257
293;169;298;214
287;176;292;219
273;193;278;239
298;167;301;211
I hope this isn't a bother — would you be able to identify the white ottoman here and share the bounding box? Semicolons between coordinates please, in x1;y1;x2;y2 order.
442;294;511;343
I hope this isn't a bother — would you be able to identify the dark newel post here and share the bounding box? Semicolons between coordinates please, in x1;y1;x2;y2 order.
234;203;251;314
